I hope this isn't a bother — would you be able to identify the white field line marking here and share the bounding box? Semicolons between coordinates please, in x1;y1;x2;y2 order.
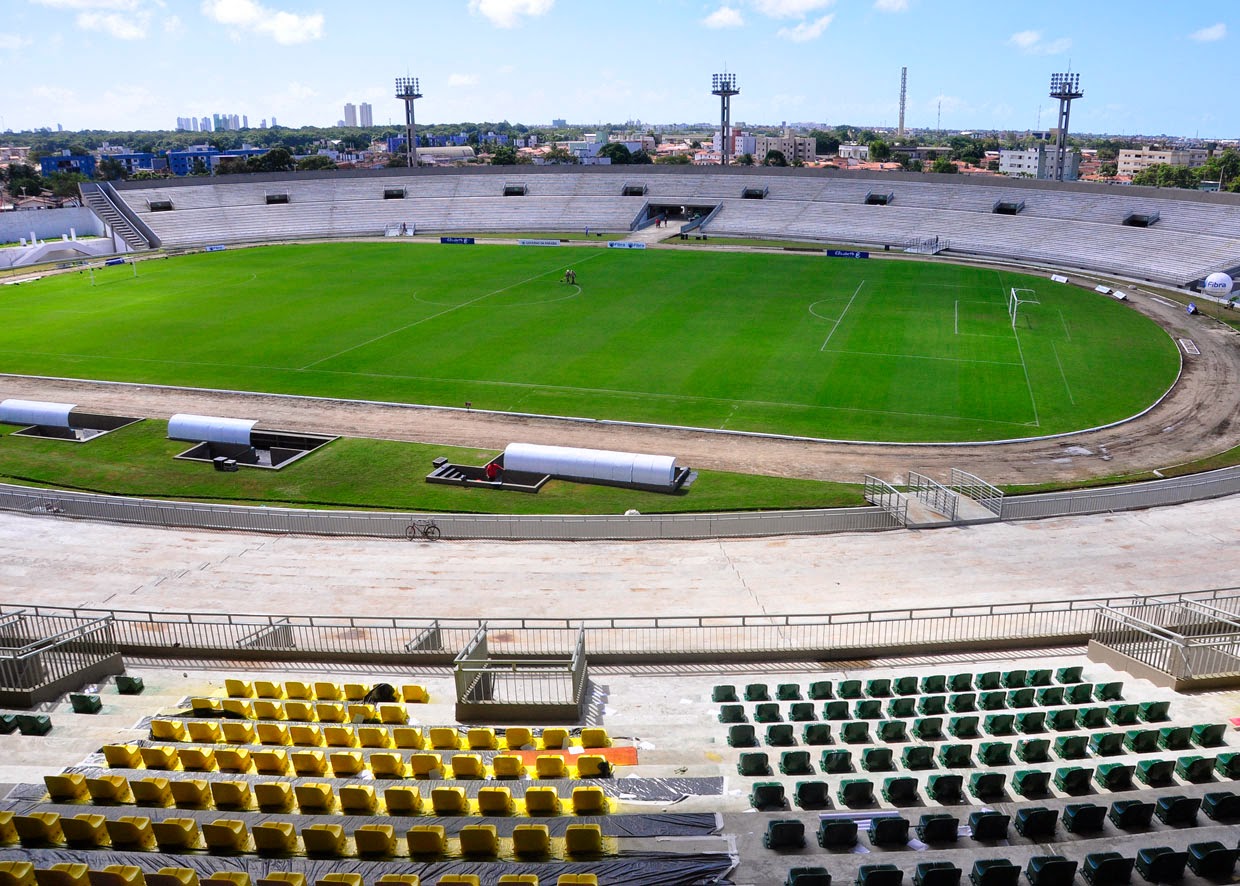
820;280;865;352
1012;326;1041;427
1150;295;1178;308
955;300;959;335
300;252;604;370
1058;309;1072;341
821;349;1022;368
1052;342;1075;405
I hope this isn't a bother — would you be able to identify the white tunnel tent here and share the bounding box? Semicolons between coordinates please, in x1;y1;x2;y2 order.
0;399;76;428
503;442;686;490
168;413;258;446
168;413;334;471
0;398;140;442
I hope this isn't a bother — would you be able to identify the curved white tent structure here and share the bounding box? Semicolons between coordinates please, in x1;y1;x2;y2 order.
504;442;678;488
0;399;77;428
168;413;257;445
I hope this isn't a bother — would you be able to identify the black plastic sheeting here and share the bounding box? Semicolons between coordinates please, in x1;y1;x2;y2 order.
2;847;737;886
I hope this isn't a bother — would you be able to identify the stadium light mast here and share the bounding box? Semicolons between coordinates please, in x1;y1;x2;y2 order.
395;77;423;168
897;66;907;138
711;72;739;166
1048;72;1083;181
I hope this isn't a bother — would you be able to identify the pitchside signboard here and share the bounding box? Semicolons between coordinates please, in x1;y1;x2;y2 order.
826;249;869;259
518;239;561;246
440;237;475;245
607;241;646;249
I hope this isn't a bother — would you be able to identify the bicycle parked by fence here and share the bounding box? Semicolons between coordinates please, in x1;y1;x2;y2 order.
405;519;442;541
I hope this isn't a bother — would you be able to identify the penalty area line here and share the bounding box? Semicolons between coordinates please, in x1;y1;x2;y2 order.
820;280;865;352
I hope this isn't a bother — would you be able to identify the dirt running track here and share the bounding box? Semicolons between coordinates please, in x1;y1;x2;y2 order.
2;279;1238;486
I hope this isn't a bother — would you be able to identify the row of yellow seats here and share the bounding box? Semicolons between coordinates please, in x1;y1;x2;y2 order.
221;679;429;703
45;773;610;816
0;862;599;886
166;718;611;753
187;700;409;726
106;744;610;780
4;810;607;858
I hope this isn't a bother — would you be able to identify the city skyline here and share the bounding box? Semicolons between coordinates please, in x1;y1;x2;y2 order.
0;1;1236;138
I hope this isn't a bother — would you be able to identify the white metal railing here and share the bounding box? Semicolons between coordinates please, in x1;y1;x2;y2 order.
907;471;960;521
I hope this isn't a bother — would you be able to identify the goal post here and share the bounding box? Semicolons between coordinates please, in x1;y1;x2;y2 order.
1009;287;1039;329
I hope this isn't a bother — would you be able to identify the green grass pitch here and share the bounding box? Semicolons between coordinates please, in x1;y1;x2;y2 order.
0;243;1180;443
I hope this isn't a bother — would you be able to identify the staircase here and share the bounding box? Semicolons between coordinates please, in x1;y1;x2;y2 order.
79;182;158;252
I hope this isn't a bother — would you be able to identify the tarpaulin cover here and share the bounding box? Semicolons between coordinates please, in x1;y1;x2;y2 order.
504;442;677;487
167;413;257;445
0;399;75;428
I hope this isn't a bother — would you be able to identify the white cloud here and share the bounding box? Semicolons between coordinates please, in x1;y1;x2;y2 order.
1190;22;1226;42
752;0;834;18
201;0;324;44
77;10;148;38
31;0;139;8
1009;29;1040;49
467;0;554;28
448;73;479;87
777;12;833;41
0;33;32;50
703;5;744;28
1008;29;1070;55
873;0;907;10
163;14;182;33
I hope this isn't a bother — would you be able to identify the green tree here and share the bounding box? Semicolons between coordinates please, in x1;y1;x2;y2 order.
809;129;840;155
737;153;754;166
904;157;924;172
868;140;892;162
596;142;632;165
48;171;88;199
1099;161;1118;178
491;144;518;165
253;147;295;172
630;149;653;165
1198;148;1240;188
96;157;128;181
763;149;788;167
542;145;579;165
931;158;959;174
296;155;338;171
190;157;210;176
6;163;43;198
656;153;691;165
1132;163;1198;189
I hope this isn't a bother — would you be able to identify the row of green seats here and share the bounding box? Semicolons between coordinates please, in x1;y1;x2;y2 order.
715;667;1092;704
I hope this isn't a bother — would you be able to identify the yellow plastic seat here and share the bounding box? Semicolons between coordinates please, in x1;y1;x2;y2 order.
564;823;603;855
449;753;485;779
294;782;335;813
202;818;249;852
215;748;253;773
535;755;568;779
209;780;254;810
201;874;250;886
284;700;316;722
44;773;87;802
378;704;408;725
221;699;254;720
147;869;198;886
0;810;15;844
152;817;202;851
300;823;346;856
428;727;461;750
467;727;498;750
139;746;179;770
283;680;315;700
316;876;362;886
430;785;468;815
254;781;294;812
0;861;35;886
329;750;365;776
383;785;423;815
376;877;420;886
497;876;540;886
458;823;498;856
392;726;425;749
61;814;108;847
476;785;513;815
91;862;146;886
178;748;217;772
187;721;224;743
150;719;189;743
434;877;479;886
339;784;378;814
524;786;561;815
571;785;608;815
102;744;142;769
256;722;291;746
504;727;534;750
347;703;376;723
576;755;608;779
343;683;369;701
580;727;611;748
314;681;343;701
252;701;286;722
288;724;324;746
358;725;393;748
169;779;211;808
541;727;569;749
221;722;256;745
316;702;347;723
409;753;442;777
322;725;357;748
406;824;446;856
492;754;526;779
85;775;134;804
556;876;598;886
401;684;429;703
252;749;290;774
511;823;551;856
291;750;328;776
189;698;222;717
254;680;285;699
225;678;254;698
104;815;156;850
354;823;396;856
251;820;298;853
369;751;407;778
33;864;89;886
130;776;173;806
257;875;304;886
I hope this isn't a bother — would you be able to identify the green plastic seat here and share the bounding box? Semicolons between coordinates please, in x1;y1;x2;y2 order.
802;723;833;745
915;862;962;886
917;695;947;716
712;684;738;702
914;717;943;740
1106;703;1139;725
1093;681;1123;702
764;818;806;850
1082;852;1135;886
887;697;915;719
882;776;919;805
15;714;52;735
738;751;771;776
1076;707;1108;729
1016;711;1046;734
1027;669;1053;687
1215;752;1240;778
1065;683;1093;705
1036;686;1065;707
854;699;882;720
780;750;813;775
1124;728;1158;753
1016;738;1051;763
1192;722;1226;747
1108;799;1154;830
1088;731;1123;756
902;745;935;770
978;741;1011;767
1014;807;1058;840
0;714;16;734
1001;669;1027;689
920;675;947;694
744;682;770;701
840;721;870;744
1026;856;1075;886
970;859;1020;886
788;702;816;722
1047;709;1077;731
947;673;973;692
1175;754;1216;784
1012;769;1050;798
866;678;892;698
948;716;979;739
893;676;918;696
1135;757;1175;786
862;747;894;772
821;749;853;774
727;724;757;747
857;865;902;886
983;714;1015;736
69;693;102;714
1062;802;1106;834
1137;847;1189;884
969;771;1006;800
1055;665;1083;684
1094;762;1134;791
869;814;910;845
822;700;849;720
1158;725;1191;750
788;867;833;886
777;683;802;701
1138;699;1170;722
878;720;907;743
719;704;746;724
938;743;972;768
116;675;145;694
1155;794;1200;826
926;773;963;803
1202;790;1240;821
1006;688;1035;709
837;679;863;699
750;780;786;809
754;702;782;723
967;811;1010;841
767;723;796;746
808;680;834;700
838;778;875;807
1054;734;1087;759
916;814;959;844
948;692;976;713
976;671;1001;691
794;780;830;810
817;818;858;848
1186;842;1239;880
978;691;1006;711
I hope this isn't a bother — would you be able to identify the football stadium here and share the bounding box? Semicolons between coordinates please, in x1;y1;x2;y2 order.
3;164;1240;886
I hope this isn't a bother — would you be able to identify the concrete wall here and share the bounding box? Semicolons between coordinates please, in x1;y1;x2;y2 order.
0;207;105;245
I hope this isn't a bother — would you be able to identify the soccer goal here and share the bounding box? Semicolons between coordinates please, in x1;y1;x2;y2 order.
1008;287;1039;328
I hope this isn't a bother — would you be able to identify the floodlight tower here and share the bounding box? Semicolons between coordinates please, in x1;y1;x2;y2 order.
1048;72;1083;181
898;66;907;138
712;72;739;166
395;76;423;168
